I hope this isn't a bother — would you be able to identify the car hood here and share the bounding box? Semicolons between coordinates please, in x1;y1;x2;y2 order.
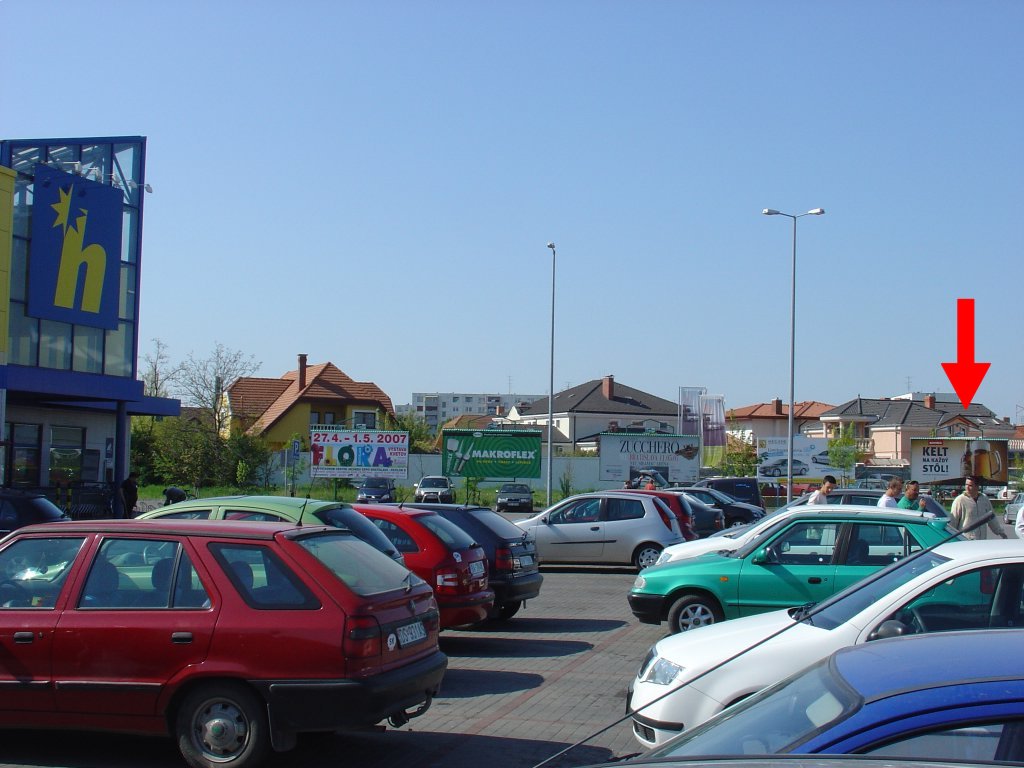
661;537;744;562
727;500;764;513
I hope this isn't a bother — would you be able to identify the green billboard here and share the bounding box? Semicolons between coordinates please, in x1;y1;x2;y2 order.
442;429;542;479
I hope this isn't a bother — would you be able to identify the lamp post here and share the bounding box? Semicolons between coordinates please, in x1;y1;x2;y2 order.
761;207;825;503
546;242;557;507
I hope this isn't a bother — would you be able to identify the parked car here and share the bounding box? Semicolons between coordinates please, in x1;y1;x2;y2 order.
356;477;397;503
628;507;957;633
639;629;1024;761
0;489;68;535
352;503;493;628
629;537;1017;746
779;487;949;518
1004;491;1024;524
811;450;831;465
759;457;809;477
402;503;543;620
494;482;534;513
692;477;764;509
673;486;765;527
414;476;456;503
0;518;446;768
617;489;705;541
138;495;405;563
515;492;686;570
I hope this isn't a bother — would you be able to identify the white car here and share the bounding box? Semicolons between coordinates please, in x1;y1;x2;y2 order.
514;492;684;570
1005;492;1024;525
628;538;1024;748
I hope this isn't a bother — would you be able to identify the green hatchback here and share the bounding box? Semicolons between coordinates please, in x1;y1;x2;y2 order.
628;508;959;633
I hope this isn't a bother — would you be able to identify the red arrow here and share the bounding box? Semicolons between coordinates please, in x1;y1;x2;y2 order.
941;298;990;409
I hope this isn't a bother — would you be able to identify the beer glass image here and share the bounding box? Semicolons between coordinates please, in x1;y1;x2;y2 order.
970;440;1001;479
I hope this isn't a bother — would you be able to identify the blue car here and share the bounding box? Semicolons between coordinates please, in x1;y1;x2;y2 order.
643;629;1024;762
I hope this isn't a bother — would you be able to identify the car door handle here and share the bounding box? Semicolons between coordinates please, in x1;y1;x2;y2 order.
171;632;193;644
590;526;600;531
807;577;823;584
13;631;34;644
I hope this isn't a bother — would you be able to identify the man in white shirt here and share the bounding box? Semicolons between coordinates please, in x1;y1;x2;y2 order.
877;477;903;508
951;476;1007;540
807;475;836;505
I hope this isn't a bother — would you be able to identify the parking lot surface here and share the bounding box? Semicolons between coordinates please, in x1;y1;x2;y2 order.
0;566;665;768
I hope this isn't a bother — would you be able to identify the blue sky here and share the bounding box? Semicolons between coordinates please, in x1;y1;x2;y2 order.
4;1;1022;420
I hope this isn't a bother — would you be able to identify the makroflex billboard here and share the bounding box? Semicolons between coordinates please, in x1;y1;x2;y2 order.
911;437;1009;484
442;429;542;478
598;433;700;484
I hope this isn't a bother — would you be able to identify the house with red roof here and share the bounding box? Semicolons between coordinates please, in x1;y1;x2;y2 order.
224;354;394;449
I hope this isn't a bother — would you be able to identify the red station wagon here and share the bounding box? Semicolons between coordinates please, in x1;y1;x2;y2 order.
0;519;447;768
352;504;494;629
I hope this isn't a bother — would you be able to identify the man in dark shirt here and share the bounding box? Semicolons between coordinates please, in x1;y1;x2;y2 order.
119;472;139;517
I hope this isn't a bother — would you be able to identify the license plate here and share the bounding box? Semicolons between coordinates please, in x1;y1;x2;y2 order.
516;555;533;567
469;560;485;577
396;621;427;647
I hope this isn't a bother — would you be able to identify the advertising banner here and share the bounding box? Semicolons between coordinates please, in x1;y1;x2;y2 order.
599;433;701;484
442;429;542;478
756;435;835;482
309;428;409;479
910;437;1008;484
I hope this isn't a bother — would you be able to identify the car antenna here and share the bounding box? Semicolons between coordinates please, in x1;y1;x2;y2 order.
529;511;998;768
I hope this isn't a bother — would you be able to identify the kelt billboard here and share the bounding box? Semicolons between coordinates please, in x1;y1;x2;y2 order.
910;437;1009;484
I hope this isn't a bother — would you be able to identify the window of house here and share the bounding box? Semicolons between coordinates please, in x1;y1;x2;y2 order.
49;426;85;485
323;413;335;424
309;412;319;425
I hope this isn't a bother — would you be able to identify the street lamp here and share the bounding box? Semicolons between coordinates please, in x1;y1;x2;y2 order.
546;242;556;507
762;207;825;503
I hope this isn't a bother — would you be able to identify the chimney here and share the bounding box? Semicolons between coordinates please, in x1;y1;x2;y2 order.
298;353;308;389
602;374;615;400
772;397;782;415
924;394;936;410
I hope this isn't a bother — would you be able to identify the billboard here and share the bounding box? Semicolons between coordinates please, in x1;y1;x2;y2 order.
309;428;409;479
442;429;542;478
756;435;835;482
599;433;701;484
910;438;1009;484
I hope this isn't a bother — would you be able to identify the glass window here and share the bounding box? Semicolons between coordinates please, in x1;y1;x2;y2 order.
10;238;27;302
353;411;376;428
370;518;419;553
72;324;103;373
119;263;136;320
549;498;601;524
9;303;39;366
120;207;138;263
323;412;335;424
39;319;72;369
864;721;1012;762
211;543;318;610
0;537;86;609
103;321;132;377
770;522;839;566
846;523;920;566
297;531;421;597
10;145;41;174
80;144;111;183
78;539;209;610
417;514;476;549
310;412;319;425
606;498;645;521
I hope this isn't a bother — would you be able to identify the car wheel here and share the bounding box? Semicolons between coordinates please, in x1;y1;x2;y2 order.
496;600;522;620
633;543;663;571
727;517;746;528
176;682;270;768
667;593;723;634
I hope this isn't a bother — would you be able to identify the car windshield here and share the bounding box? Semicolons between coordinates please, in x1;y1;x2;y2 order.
802;551;950;630
649;658;859;757
361;478;389;489
500;484;529;493
421;478;448;489
296;531;421;596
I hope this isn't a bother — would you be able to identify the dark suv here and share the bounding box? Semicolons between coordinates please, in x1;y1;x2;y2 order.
403;503;543;620
692;477;765;510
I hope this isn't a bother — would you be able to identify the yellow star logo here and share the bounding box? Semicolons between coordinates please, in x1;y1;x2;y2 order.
51;185;73;232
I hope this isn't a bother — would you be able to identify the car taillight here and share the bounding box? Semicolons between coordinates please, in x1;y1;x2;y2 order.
657;507;674;531
495;547;513;572
435;566;462;594
714;516;725;530
344;615;382;660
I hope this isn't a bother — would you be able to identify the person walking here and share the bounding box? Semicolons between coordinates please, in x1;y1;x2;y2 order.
807;475;836;505
898;480;927;511
950;476;1006;540
876;477;903;508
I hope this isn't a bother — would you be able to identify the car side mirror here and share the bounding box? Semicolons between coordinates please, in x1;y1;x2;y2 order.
751;546;778;565
868;619;912;641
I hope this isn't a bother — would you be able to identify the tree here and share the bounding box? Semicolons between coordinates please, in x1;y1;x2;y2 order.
380;411;435;454
828;424;858;485
176;343;260;438
141;338;184;399
152;417;223;490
